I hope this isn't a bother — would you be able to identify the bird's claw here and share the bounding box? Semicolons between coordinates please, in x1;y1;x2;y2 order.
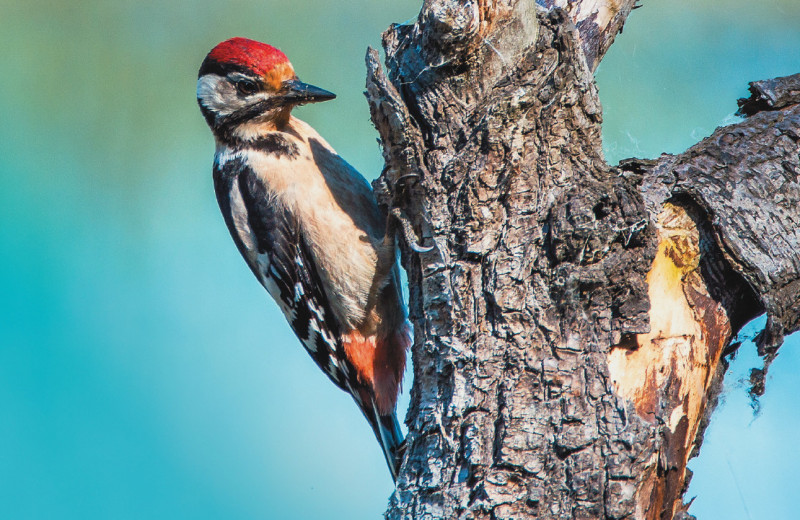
375;172;433;253
394;173;420;191
409;240;435;254
390;207;434;254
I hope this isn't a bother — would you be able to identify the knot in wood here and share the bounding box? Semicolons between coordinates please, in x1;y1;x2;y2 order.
420;0;480;54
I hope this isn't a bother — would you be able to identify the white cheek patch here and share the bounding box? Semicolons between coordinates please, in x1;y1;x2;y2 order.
197;74;241;117
197;75;274;124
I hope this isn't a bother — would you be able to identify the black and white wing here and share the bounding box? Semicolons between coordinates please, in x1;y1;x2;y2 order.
213;154;350;389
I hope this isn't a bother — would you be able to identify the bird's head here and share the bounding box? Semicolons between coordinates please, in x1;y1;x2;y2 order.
197;37;335;140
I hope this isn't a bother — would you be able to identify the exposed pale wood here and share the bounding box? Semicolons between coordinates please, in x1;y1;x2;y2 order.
608;202;734;519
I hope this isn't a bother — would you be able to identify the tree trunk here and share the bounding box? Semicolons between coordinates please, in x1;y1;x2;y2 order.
365;1;800;518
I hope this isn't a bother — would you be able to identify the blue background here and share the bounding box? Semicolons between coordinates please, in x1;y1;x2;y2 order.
1;1;798;518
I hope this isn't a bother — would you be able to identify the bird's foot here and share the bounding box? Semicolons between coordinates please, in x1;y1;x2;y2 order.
390;207;434;253
374;173;434;254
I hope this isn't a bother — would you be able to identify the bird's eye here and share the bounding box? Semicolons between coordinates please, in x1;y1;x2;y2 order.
236;79;259;95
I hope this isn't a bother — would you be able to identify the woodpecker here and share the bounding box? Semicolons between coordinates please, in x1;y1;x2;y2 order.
196;37;410;480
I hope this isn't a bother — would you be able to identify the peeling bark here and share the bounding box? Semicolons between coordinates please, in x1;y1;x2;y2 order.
364;0;800;517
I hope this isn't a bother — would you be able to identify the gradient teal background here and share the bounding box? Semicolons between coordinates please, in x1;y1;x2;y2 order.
1;1;798;518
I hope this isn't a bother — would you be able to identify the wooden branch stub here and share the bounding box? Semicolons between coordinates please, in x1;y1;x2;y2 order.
603;78;800;516
536;0;639;70
737;72;800;117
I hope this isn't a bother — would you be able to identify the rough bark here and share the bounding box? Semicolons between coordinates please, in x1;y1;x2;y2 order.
365;0;800;517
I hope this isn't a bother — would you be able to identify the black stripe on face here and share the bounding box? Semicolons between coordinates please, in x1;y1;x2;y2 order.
217;98;282;128
198;103;217;128
209;98;291;148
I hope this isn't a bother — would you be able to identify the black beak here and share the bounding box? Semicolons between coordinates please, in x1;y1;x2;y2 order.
280;79;336;105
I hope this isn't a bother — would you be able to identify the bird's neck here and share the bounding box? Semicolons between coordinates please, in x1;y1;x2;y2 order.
215;108;294;147
215;116;306;159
